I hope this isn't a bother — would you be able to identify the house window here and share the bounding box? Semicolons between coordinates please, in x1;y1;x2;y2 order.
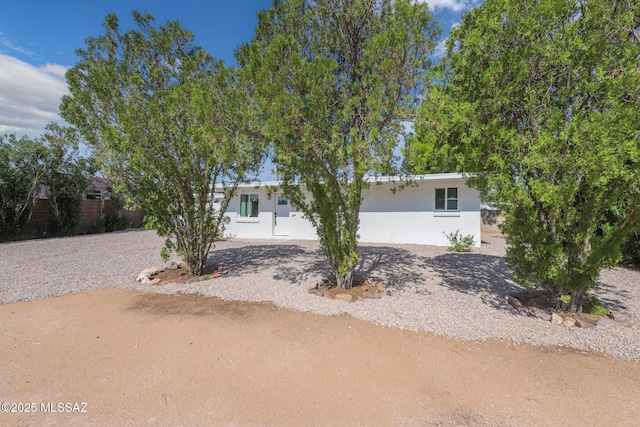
85;189;101;200
240;194;259;217
435;188;458;211
277;196;288;206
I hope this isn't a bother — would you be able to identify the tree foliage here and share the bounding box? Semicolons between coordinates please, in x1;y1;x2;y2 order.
61;12;263;274
40;123;93;235
238;0;439;288
0;134;46;240
412;0;640;311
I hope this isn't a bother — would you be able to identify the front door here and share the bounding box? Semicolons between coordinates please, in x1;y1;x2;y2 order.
273;193;292;236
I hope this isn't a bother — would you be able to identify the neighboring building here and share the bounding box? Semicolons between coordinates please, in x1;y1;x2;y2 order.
219;173;481;247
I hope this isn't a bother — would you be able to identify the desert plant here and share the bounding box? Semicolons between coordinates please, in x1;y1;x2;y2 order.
444;229;475;252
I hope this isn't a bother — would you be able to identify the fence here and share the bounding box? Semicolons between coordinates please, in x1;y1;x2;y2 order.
33;199;145;235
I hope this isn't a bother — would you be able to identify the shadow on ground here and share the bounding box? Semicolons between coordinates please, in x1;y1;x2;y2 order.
424;253;520;309
208;244;327;284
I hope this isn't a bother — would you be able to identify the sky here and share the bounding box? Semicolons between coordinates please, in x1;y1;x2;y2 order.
0;0;482;177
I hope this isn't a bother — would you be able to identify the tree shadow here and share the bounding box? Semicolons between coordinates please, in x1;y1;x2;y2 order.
424;253;521;309
357;245;429;294
594;280;632;313
207;244;327;284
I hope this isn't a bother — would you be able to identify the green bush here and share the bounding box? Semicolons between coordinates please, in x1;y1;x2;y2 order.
444;229;475;252
621;232;640;267
583;295;608;316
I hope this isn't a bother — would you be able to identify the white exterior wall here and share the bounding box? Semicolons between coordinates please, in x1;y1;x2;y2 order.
222;174;481;247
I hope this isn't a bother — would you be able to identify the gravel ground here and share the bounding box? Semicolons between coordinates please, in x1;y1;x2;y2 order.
1;229;639;362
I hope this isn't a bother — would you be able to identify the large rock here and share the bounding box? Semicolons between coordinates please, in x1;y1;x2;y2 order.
335;293;353;303
506;295;523;309
148;278;161;286
596;318;614;327
576;318;595;328
562;317;577;328
551;313;563;325
164;260;179;270
530;307;552;321
136;269;152;284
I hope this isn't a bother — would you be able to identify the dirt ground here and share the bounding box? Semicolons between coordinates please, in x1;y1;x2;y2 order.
1;289;639;426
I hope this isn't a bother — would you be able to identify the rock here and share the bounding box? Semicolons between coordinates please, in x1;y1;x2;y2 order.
308;288;324;297
186;278;200;284
562;317;576;328
148;278;161;286
611;312;631;323
530;307;552;321
164;261;179;270
575;318;595;328
363;291;382;299
335;293;353;303
322;290;336;300
506;295;522;309
136;269;152;283
208;273;222;280
375;281;384;291
551;313;563;325
596;318;614;327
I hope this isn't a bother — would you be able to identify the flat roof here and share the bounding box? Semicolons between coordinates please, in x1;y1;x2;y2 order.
231;173;467;189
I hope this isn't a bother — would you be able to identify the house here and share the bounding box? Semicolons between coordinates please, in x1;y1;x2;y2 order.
219;173;481;247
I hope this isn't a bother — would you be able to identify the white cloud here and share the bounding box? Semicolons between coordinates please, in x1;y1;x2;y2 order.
414;0;481;12
0;54;68;138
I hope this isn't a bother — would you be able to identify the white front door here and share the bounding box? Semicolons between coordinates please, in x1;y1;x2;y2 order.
273;193;292;236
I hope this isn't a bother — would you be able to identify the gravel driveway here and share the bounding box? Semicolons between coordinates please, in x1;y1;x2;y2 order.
1;229;638;361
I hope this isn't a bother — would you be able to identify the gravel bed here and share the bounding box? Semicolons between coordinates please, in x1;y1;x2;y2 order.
1;229;639;362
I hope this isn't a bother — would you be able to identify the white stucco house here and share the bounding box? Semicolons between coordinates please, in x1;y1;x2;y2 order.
218;173;481;247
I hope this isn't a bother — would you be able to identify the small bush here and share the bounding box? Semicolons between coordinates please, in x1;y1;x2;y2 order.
583;295;608;316
444;229;475;252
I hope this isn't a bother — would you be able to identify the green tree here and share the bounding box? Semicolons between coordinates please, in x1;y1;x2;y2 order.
61;12;263;274
40;123;93;235
411;0;640;311
238;0;439;288
0;134;46;240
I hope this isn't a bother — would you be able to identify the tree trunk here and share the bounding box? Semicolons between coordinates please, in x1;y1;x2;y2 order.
335;268;354;289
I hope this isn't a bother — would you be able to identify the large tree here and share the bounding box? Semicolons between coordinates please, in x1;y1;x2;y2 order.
61;12;263;274
238;0;439;288
411;0;640;311
40;123;93;235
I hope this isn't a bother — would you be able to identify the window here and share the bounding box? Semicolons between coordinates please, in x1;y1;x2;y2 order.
85;189;101;200
435;188;458;211
277;196;288;206
240;194;259;217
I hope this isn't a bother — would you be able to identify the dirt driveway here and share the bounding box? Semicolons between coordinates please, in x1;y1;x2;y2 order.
2;288;639;426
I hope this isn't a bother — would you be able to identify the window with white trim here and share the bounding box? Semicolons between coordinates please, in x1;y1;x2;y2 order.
277;196;288;205
240;194;259;217
435;187;458;211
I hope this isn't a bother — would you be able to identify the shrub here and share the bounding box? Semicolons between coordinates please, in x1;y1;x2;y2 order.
621;232;640;268
444;229;475;252
583;295;608;316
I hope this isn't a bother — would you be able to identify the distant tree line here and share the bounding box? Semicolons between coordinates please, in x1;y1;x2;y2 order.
0;123;93;241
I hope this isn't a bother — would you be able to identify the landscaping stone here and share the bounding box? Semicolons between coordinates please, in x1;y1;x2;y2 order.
611;312;631;323
308;288;324;297
186;278;200;284
562;317;576;328
576;319;595;328
551;313;563;325
148;278;161;286
596;318;614;327
335;293;353;303
164;261;179;270
136;269;152;284
530;307;552;322
506;295;522;309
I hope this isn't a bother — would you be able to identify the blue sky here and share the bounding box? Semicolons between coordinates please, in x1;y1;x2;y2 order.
0;0;481;161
